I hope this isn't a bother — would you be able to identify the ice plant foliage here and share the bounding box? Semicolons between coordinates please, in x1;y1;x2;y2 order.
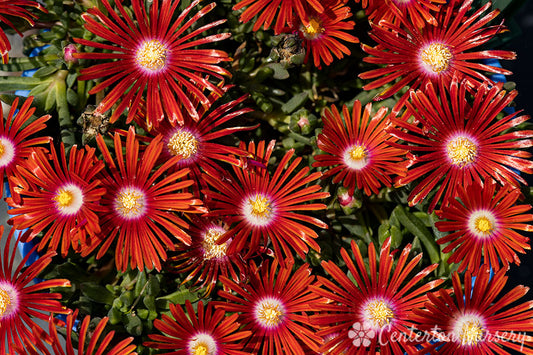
74;0;231;128
413;265;533;354
388;77;533;212
7;143;106;257
360;0;516;106
313;101;407;196
203;140;329;264
311;238;444;354
0;226;70;354
435;179;533;274
0;0;46;63
145;300;251;355
86;127;206;272
217;260;322;354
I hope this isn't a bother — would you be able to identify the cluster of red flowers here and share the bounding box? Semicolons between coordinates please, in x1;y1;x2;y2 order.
0;0;533;354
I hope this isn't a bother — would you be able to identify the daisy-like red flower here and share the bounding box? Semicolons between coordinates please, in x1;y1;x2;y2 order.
0;225;70;355
169;216;247;296
359;0;516;106
294;2;358;68
435;179;532;274
7;142;106;257
365;0;445;29
412;265;533;354
74;0;231;127
203;140;329;264
311;238;444;354
0;0;46;63
312;101;407;196
0;96;50;201
387;76;533;212
144;300;251;355
217;260;322;354
84;127;205;272
233;0;324;35
133;86;257;192
21;309;137;355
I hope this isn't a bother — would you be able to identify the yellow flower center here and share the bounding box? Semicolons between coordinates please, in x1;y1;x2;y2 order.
0;141;5;158
54;189;74;208
364;300;394;328
193;344;208;355
349;145;367;161
459;319;484;345
257;301;284;327
302;18;324;39
116;188;145;218
249;195;272;219
0;289;11;317
474;216;494;235
421;43;452;74
202;228;227;260
167;130;199;160
136;39;167;71
446;136;477;167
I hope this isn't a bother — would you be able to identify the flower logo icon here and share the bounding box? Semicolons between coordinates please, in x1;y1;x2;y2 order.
348;322;376;347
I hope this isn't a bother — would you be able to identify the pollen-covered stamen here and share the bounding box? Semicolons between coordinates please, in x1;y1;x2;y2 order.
55;189;73;207
0;137;15;168
167;129;199;160
0;289;11;317
454;315;485;346
115;188;145;219
250;195;271;218
364;300;394;328
475;216;494;235
301;18;324;40
468;210;497;238
188;333;217;355
136;39;167;71
344;144;369;170
202;227;227;260
446;136;477;167
53;184;84;216
421;43;452;74
255;298;285;328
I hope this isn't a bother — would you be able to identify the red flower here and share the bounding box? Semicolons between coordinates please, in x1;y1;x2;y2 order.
169;216;247;296
0;0;46;63
359;0;516;108
412;265;533;354
435;179;532;274
311;238;443;354
313;101;407;196
0;226;70;355
7;143;106;257
74;0;231;127
295;2;358;67
366;0;445;29
133;86;257;192
85;127;205;272
144;300;251;355
387;77;533;212
0;96;50;202
217;260;322;354
203;140;329;264
233;0;324;35
21;309;137;355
